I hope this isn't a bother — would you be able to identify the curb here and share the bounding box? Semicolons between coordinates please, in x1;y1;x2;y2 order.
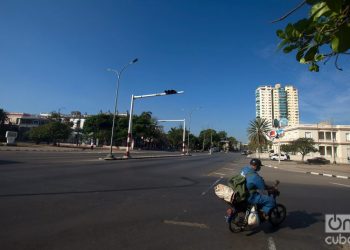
306;172;350;179
266;165;350;180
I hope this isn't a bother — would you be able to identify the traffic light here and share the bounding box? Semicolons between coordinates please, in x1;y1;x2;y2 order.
164;90;177;95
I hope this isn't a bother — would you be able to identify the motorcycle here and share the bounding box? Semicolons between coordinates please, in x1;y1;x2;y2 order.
225;180;286;233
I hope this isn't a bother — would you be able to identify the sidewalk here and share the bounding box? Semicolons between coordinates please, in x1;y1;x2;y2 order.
0;144;84;152
264;159;350;179
0;144;194;159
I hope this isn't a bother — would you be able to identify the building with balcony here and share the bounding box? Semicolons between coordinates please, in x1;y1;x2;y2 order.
6;112;49;128
273;123;350;164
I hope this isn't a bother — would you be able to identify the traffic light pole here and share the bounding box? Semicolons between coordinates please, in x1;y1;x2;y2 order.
124;90;184;159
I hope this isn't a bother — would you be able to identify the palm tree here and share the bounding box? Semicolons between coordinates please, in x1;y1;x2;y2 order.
0;108;8;125
247;117;270;158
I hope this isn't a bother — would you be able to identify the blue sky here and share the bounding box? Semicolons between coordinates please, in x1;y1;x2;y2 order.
1;0;349;142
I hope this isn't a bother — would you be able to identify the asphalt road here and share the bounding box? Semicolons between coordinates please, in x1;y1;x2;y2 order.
0;151;349;250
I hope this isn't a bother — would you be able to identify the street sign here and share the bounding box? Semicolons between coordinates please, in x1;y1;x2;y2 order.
279;118;289;128
277;129;285;138
269;130;277;138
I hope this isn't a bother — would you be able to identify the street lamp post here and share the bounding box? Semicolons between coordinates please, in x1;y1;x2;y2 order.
185;107;201;155
124;90;184;159
105;58;138;160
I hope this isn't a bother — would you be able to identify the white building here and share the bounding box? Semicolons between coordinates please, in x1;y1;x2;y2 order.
285;85;299;125
256;84;299;127
256;85;273;126
274;123;350;164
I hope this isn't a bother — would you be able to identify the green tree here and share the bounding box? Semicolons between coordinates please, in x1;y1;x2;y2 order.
247;118;270;157
290;138;318;161
83;114;113;145
0;108;8;126
281;143;297;154
29;122;71;145
167;127;185;150
275;0;350;72
228;136;239;151
28;125;49;144
133;112;159;149
198;129;216;150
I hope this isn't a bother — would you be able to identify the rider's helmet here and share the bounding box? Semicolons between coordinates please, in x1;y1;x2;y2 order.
250;158;263;171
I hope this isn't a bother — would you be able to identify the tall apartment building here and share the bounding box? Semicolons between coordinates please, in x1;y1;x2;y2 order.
255;84;299;127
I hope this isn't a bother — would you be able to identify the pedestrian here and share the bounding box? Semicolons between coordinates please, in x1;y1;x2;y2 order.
90;141;94;150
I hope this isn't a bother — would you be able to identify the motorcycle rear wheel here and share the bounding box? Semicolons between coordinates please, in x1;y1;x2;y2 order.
229;212;246;233
268;204;286;227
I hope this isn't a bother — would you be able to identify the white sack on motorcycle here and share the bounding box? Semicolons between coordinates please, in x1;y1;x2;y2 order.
214;184;234;203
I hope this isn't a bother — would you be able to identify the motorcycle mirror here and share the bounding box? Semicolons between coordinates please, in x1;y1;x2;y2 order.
275;180;280;186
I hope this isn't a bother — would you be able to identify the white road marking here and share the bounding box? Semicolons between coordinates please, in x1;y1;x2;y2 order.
213;172;226;176
310;172;320;175
163;220;209;229
330;182;350;188
268;237;277;250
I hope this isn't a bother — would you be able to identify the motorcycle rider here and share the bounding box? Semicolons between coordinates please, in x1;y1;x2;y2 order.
241;158;276;218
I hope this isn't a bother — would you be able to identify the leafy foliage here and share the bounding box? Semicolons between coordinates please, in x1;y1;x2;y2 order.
247;118;270;155
29;122;72;144
167;127;185;150
286;138;318;161
276;0;350;71
0;108;8;126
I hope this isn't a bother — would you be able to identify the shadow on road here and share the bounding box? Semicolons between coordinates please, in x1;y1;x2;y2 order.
280;210;323;230
0;160;23;165
245;210;323;236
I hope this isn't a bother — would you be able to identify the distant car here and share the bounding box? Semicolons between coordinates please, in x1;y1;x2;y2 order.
270;154;289;161
307;157;330;164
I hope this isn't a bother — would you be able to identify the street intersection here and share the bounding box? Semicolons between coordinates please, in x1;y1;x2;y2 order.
0;150;349;250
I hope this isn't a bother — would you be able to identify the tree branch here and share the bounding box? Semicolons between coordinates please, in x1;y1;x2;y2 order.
335;54;343;71
271;0;307;23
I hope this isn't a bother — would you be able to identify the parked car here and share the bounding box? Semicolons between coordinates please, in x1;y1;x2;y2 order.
270;153;289;161
307;157;331;164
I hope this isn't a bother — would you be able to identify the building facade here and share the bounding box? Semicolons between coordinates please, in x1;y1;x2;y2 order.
256;84;299;127
273;123;350;164
256;85;273;126
6;112;49;128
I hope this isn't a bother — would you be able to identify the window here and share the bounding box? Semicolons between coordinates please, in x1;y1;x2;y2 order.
305;132;312;138
346;133;350;142
318;132;324;140
326;132;332;140
319;146;325;156
331;132;336;141
326;146;332;156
